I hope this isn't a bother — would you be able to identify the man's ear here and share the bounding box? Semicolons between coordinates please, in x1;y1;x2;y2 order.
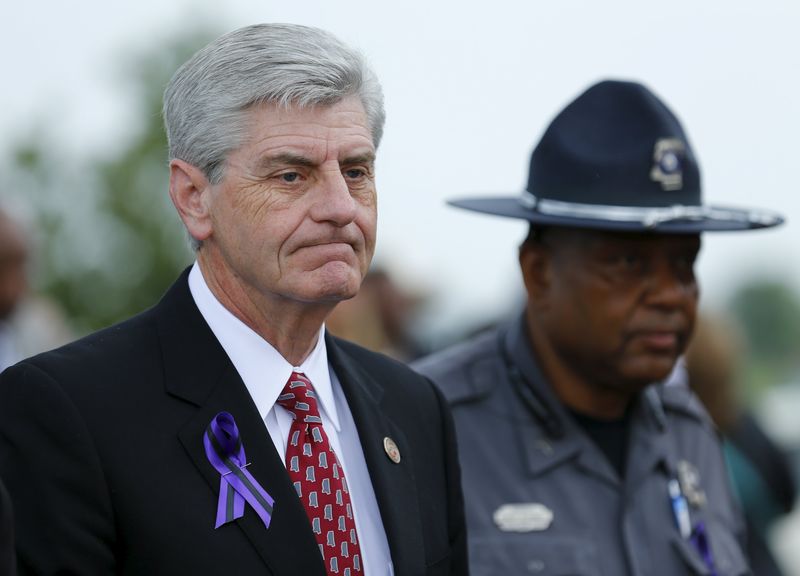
169;159;214;243
519;241;552;305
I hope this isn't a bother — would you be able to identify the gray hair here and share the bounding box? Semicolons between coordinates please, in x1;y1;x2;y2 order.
163;23;385;185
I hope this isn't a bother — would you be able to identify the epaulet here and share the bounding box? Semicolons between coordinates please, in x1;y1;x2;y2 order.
411;330;501;405
656;383;715;428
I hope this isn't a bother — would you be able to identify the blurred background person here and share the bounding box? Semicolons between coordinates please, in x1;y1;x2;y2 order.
326;267;426;362
685;312;797;576
0;206;72;372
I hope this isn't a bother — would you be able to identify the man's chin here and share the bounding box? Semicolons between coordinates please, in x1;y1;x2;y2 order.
301;276;362;304
317;289;359;304
624;357;679;387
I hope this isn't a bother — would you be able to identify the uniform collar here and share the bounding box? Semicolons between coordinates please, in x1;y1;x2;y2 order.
504;314;670;484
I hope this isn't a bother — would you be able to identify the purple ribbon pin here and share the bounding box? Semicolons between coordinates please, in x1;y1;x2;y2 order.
203;411;274;529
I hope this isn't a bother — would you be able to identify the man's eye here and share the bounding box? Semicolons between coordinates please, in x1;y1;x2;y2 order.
674;253;697;272
279;172;300;183
615;254;642;268
602;253;646;277
344;168;366;179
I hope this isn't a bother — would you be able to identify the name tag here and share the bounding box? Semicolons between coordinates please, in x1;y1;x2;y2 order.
493;503;553;532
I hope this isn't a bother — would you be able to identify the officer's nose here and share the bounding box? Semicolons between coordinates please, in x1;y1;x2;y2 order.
644;256;698;309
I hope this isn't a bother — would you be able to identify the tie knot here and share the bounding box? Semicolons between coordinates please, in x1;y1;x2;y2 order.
277;372;322;422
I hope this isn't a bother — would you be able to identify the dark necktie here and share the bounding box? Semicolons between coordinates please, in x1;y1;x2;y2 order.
277;371;363;575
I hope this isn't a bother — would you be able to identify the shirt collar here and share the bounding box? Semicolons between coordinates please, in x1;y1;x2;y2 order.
187;262;341;431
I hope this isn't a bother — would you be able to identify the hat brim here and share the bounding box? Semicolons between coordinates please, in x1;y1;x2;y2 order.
448;196;784;233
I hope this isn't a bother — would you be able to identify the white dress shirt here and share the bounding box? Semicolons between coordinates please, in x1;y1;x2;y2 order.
189;263;393;575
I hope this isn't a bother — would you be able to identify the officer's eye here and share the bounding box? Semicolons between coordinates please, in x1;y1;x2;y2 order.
614;253;643;270
672;252;698;279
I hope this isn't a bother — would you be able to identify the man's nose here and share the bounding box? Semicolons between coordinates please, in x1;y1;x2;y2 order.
310;168;357;226
644;258;697;308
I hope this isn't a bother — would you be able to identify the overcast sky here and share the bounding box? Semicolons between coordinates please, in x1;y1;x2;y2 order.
3;0;799;337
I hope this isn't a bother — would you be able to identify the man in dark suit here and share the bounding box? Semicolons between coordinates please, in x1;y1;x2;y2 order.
0;24;466;575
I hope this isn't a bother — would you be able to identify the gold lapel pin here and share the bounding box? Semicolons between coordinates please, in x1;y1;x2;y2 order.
383;437;401;464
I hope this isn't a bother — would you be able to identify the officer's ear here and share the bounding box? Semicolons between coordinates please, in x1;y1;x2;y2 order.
519;232;552;305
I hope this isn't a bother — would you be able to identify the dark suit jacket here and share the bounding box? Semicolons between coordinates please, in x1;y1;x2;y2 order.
0;477;15;576
0;271;467;575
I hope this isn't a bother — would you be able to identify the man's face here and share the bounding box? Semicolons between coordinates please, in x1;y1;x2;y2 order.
526;228;701;395
198;95;377;307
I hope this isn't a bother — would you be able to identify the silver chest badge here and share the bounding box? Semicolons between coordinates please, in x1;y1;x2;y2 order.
493;503;554;532
678;460;707;508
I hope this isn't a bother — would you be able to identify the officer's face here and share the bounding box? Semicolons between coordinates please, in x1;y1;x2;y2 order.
522;228;700;400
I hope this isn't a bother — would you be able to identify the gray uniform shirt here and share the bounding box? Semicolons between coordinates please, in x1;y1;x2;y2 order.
413;315;750;576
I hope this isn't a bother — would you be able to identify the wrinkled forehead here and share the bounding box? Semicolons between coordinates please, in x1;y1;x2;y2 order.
237;95;373;153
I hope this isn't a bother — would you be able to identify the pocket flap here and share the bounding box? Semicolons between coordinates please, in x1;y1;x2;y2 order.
470;536;599;576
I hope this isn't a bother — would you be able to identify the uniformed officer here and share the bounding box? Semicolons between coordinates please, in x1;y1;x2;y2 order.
413;80;785;575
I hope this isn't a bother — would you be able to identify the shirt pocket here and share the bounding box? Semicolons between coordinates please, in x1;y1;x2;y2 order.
671;520;750;576
710;523;750;576
470;536;600;576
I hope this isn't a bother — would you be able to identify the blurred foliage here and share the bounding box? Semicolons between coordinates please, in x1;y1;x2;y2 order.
728;280;800;395
3;28;218;334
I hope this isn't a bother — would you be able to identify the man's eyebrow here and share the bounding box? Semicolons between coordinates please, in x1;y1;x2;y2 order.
255;151;376;172
341;152;376;166
256;153;316;172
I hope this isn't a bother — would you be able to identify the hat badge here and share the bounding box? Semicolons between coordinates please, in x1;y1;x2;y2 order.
650;138;685;191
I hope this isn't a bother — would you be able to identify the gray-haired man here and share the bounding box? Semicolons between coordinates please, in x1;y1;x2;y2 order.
0;24;466;576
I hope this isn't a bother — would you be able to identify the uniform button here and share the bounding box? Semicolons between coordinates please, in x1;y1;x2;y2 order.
527;559;545;572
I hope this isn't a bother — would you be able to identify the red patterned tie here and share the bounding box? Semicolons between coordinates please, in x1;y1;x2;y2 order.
277;372;363;575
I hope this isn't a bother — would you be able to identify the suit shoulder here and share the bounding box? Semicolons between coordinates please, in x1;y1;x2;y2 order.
332;337;422;377
411;329;501;405
330;336;446;412
330;336;436;396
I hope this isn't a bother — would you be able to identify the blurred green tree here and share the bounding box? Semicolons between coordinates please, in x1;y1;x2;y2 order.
728;280;800;394
3;28;218;334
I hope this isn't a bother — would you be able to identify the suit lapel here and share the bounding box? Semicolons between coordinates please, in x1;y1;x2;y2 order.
156;271;326;575
327;336;426;576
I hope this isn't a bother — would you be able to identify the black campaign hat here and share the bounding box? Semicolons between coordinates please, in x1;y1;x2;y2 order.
449;80;784;233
